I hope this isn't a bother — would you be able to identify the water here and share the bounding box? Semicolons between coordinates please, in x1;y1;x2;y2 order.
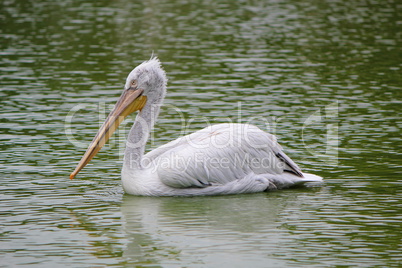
1;0;401;267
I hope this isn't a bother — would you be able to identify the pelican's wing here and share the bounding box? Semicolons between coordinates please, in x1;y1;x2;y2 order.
146;123;303;189
272;150;303;177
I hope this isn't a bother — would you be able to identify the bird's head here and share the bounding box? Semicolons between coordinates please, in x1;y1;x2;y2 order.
70;57;167;179
125;57;167;97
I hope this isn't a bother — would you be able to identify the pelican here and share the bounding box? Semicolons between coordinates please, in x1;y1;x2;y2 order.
70;57;322;196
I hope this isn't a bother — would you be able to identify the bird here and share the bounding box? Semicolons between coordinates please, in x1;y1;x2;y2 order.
70;57;322;196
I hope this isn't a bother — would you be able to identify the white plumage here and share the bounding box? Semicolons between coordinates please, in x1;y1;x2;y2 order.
71;57;322;196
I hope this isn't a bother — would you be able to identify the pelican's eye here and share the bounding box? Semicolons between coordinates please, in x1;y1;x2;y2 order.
131;80;138;88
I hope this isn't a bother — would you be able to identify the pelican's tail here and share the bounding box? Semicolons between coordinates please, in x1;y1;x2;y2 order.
298;173;323;184
262;172;323;190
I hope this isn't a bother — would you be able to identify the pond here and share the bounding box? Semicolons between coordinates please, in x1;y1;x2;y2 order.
1;0;401;267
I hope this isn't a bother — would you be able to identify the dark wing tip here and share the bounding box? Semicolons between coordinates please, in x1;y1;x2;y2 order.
275;152;304;177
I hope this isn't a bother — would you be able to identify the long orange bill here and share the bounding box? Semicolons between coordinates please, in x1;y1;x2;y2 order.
70;87;147;179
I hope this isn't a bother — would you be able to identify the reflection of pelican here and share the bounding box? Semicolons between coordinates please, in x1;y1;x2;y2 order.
70;58;322;196
120;194;290;265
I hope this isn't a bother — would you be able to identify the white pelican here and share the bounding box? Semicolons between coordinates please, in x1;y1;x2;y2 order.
70;57;322;196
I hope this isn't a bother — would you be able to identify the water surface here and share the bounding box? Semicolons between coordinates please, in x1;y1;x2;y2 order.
1;0;401;267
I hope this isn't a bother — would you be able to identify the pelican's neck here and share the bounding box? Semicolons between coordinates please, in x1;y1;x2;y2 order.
122;57;167;172
123;98;162;170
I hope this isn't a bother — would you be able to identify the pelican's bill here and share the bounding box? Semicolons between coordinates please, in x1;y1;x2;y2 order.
70;87;146;179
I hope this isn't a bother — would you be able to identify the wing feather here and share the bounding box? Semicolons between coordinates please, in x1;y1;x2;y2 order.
144;123;303;189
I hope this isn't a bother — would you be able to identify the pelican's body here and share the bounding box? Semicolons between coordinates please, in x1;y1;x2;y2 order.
70;58;322;196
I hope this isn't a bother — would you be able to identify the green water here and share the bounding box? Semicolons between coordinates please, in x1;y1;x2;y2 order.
1;0;401;267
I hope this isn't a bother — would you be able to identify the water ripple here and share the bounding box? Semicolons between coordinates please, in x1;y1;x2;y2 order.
1;0;401;267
